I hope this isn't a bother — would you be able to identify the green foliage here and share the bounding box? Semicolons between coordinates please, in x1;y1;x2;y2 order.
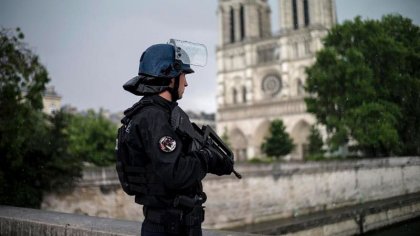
0;28;82;208
305;14;420;157
43;110;83;191
307;125;324;156
221;127;231;149
248;157;275;164
305;154;351;162
261;119;295;159
305;154;327;161
68;109;117;166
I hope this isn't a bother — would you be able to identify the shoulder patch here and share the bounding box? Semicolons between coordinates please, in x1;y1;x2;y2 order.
159;136;177;152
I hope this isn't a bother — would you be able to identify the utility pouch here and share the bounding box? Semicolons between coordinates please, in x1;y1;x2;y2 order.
163;209;183;234
185;206;205;226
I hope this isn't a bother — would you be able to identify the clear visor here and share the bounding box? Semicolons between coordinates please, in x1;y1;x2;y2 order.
168;39;207;67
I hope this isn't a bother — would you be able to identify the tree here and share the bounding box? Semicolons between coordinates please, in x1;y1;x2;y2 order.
307;125;324;157
305;15;420;157
221;127;231;149
0;28;83;208
261;119;295;159
68;109;118;166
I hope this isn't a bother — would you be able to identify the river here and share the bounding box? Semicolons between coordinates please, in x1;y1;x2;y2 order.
364;217;420;236
229;216;420;235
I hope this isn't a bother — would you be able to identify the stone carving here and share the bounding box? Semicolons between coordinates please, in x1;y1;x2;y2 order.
262;75;282;97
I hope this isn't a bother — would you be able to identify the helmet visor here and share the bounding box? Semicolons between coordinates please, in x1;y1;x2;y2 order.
168;39;207;67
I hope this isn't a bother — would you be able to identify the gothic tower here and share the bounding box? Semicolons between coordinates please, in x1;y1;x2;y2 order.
218;0;272;45
279;0;336;31
216;0;336;161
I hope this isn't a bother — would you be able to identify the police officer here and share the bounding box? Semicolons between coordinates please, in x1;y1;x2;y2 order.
120;41;234;236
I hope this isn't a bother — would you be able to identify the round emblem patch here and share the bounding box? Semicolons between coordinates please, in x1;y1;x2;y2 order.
159;136;177;152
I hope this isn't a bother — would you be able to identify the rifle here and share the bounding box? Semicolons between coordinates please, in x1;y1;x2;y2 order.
171;107;242;179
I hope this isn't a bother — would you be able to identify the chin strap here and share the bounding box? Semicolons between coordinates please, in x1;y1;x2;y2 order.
168;75;180;101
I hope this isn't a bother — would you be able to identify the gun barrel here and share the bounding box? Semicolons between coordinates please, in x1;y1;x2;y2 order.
233;170;242;179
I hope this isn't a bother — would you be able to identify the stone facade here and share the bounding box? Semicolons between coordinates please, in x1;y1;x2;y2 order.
41;157;420;230
216;0;337;160
203;157;420;229
186;110;216;130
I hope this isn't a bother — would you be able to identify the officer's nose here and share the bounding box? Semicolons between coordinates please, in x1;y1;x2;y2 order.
185;80;188;87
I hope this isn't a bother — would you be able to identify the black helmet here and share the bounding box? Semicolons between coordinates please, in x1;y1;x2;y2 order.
139;44;194;78
124;39;206;97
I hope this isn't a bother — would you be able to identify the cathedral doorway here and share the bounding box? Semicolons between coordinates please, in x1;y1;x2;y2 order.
230;128;248;162
253;120;271;158
290;120;311;160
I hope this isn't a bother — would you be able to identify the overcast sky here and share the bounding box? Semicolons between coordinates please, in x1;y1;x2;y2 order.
1;0;419;113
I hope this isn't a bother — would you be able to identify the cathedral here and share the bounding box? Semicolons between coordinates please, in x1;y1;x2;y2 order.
216;0;337;160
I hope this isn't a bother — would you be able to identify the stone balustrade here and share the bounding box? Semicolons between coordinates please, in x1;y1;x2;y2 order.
0;206;250;236
41;157;420;233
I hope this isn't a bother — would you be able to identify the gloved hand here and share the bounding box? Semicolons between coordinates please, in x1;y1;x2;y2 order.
199;145;233;176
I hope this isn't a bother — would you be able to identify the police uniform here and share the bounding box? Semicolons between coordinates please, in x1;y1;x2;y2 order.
120;42;234;236
123;94;210;235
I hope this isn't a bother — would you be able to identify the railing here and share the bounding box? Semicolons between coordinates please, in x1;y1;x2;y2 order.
0;206;253;236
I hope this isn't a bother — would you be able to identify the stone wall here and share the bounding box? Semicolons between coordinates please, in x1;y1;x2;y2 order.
42;167;142;221
41;157;420;229
0;206;249;236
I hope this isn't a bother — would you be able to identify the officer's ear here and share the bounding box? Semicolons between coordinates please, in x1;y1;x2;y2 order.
168;78;175;88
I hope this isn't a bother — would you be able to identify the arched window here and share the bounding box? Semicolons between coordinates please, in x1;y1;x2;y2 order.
303;0;310;26
232;88;238;104
240;5;245;40
292;0;298;30
258;8;263;37
242;86;247;103
230;7;235;43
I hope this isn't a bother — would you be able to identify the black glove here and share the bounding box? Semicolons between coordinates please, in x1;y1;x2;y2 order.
199;145;233;176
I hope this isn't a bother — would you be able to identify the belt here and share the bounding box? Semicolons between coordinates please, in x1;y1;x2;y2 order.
144;206;205;226
142;194;206;235
143;206;204;236
142;220;165;233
